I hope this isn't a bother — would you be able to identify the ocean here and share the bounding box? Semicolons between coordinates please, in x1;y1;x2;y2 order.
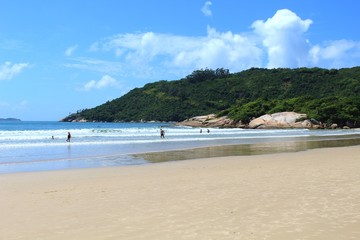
1;121;359;174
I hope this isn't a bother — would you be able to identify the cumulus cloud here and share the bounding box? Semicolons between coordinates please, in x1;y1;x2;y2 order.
201;1;212;17
252;9;313;68
251;9;360;68
90;26;262;75
82;75;121;91
173;26;263;70
65;45;78;56
68;8;360;81
0;62;29;81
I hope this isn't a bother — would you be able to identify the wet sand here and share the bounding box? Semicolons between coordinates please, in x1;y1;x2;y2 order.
1;145;360;239
133;137;360;163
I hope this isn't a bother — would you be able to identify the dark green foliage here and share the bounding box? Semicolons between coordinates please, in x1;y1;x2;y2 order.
62;67;360;127
185;68;230;83
225;96;360;127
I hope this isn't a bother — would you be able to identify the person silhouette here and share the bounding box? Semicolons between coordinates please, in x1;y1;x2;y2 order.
66;132;71;142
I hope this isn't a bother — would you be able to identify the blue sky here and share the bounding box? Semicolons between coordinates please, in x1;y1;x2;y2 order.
1;0;359;121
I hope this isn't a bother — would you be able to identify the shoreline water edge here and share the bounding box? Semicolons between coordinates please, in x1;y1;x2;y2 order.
0;121;360;174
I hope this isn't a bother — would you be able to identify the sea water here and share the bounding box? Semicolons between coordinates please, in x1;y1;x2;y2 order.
0;121;359;173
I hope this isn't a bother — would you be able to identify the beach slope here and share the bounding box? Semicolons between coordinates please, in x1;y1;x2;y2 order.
1;146;360;239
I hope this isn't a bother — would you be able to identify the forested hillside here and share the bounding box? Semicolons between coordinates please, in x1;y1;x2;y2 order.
62;67;360;127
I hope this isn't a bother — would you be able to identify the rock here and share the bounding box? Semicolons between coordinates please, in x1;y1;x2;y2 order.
176;114;243;128
178;112;322;129
248;112;312;129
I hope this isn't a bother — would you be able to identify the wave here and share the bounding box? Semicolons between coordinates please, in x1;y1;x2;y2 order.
1;123;360;174
1;133;355;150
0;126;359;150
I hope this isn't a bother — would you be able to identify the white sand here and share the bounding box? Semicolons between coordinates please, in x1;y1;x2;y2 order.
1;146;360;240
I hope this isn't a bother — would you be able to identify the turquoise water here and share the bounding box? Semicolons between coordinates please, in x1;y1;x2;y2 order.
1;121;359;173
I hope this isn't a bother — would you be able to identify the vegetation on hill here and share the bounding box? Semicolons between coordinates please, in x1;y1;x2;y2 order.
62;67;360;127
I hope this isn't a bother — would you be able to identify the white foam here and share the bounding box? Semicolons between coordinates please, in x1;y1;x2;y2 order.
0;127;358;147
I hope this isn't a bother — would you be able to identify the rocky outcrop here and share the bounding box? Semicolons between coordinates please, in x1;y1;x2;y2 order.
176;114;245;128
248;112;319;129
177;112;323;129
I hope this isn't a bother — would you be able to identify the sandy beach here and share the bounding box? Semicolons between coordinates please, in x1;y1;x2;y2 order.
1;145;360;240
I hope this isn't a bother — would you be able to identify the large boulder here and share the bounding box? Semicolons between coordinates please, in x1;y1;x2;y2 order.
178;112;321;129
248;112;314;129
177;114;245;128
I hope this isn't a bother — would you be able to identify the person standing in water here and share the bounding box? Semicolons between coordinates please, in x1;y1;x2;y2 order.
66;132;71;142
160;128;165;138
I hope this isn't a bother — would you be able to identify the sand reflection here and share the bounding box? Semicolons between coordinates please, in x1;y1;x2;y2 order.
134;137;360;163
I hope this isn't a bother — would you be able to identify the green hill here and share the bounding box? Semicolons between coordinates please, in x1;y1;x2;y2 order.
62;67;360;127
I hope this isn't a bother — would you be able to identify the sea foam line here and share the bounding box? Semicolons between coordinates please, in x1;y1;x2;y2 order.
0;134;313;149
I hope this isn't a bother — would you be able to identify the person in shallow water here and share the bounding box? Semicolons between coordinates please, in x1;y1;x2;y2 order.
160;128;165;138
66;132;71;142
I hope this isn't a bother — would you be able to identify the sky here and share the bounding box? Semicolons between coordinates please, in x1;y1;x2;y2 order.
1;0;360;121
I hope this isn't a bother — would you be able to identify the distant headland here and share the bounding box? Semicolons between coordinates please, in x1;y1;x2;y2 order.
61;67;360;129
0;118;21;122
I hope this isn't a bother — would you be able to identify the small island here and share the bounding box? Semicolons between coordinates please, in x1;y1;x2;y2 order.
0;118;21;122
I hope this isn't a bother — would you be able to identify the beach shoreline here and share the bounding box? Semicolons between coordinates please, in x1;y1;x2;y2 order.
1;145;360;239
2;120;360;174
2;133;360;174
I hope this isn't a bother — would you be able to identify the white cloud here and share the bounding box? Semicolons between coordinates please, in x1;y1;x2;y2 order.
82;75;122;91
252;9;313;68
309;40;360;67
173;26;262;70
0;62;29;81
251;9;360;69
65;57;125;74
201;1;212;17
68;8;360;82
90;26;262;76
65;45;78;56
